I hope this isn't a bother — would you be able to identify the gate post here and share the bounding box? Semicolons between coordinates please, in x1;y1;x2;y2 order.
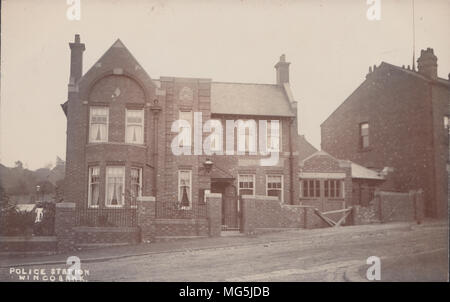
240;196;256;234
206;193;222;237
137;196;156;242
55;202;76;252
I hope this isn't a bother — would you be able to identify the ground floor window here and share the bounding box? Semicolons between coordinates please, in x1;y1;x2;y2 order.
130;167;142;200
267;175;283;202
88;166;100;207
300;179;320;198
324;180;343;198
238;174;255;196
178;170;192;208
106;167;125;207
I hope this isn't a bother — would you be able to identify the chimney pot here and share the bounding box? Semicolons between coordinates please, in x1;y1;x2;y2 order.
417;47;438;79
69;34;86;84
274;54;290;85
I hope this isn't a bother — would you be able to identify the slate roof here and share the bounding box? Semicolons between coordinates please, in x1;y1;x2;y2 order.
210;82;295;117
350;162;384;180
297;135;318;161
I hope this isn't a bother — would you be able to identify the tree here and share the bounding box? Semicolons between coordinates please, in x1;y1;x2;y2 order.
14;161;23;169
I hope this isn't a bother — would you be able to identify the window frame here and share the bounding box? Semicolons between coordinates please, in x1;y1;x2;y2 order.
87;166;100;208
125;109;145;145
178;169;192;209
89;106;109;143
178;110;193;148
130;167;143;200
266;174;283;202
105;166;126;208
359;122;369;149
324;179;344;199
238;174;256;197
266;120;282;152
300;179;321;199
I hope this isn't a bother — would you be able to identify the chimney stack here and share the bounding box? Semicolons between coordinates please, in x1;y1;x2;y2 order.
417;48;438;79
275;54;290;85
69;34;85;84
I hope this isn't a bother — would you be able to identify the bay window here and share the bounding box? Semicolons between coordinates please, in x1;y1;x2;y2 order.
88;166;100;207
89;107;109;143
126;109;144;144
106;166;125;207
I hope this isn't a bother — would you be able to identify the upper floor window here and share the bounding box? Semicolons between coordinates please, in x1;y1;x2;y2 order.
324;179;343;198
267;175;283;202
178;170;192;208
300;179;320;198
360;122;369;149
178;111;192;148
130;167;142;200
126;110;144;144
267;121;282;152
238;174;255;196
237;121;257;154
105;166;125;207
88;166;100;208
89;107;109;143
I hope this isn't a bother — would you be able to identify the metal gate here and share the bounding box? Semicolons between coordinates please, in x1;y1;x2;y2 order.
222;194;240;231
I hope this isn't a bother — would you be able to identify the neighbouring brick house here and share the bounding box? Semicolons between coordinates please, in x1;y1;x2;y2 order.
61;35;301;231
321;48;450;218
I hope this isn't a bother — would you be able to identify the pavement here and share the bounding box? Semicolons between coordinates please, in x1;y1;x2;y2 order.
0;220;448;282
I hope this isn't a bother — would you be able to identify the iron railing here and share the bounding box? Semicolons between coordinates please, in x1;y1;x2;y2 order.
75;207;137;227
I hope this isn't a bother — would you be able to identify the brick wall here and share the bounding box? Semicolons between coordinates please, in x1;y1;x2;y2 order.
74;227;139;245
0;237;57;255
241;195;305;234
352;190;424;224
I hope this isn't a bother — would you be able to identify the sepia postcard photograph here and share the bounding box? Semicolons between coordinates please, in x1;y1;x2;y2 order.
0;0;449;290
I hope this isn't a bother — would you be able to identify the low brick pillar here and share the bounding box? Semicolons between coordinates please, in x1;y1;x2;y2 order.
413;190;424;224
55;202;76;252
352;205;361;225
137;196;156;242
240;195;256;234
205;193;222;237
303;207;317;229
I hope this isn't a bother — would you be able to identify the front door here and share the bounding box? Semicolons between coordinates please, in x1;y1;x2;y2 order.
211;181;239;231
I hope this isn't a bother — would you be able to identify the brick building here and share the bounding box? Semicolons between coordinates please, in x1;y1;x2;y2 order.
61;35;302;230
321;48;450;218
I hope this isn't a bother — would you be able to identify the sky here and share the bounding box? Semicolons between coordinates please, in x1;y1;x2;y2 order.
1;0;449;170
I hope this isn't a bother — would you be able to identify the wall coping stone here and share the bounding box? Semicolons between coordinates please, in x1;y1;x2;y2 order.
205;193;222;199
73;226;139;232
242;195;279;201
56;202;76;209
153;219;208;224
137;196;156;202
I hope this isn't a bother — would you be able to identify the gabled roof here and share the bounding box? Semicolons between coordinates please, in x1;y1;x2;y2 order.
78;38;155;89
210;82;295;117
299;150;385;180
